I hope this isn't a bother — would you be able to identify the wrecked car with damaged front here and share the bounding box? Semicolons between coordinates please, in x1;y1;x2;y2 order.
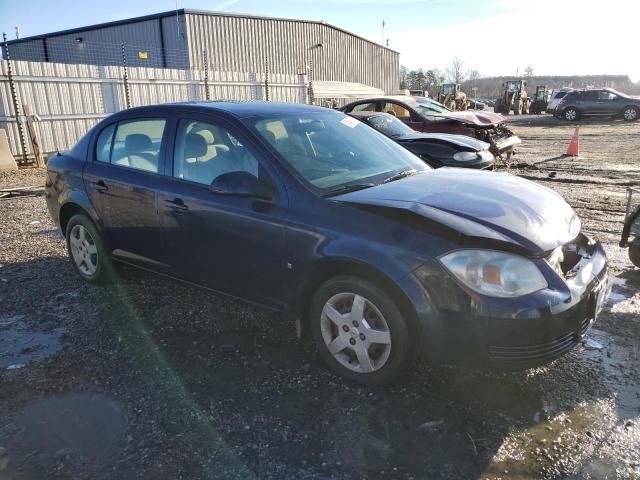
45;102;608;386
341;95;521;159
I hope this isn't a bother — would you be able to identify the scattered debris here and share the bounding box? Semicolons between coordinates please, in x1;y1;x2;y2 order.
583;338;604;350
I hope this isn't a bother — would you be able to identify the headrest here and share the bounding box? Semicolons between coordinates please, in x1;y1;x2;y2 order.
196;129;215;145
125;134;152;153
262;130;277;144
184;133;208;158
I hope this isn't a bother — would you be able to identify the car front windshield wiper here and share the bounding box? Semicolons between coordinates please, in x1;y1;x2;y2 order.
322;183;376;197
382;169;418;184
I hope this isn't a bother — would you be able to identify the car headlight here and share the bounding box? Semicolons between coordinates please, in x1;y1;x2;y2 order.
478;150;495;161
452;151;478;162
439;249;548;297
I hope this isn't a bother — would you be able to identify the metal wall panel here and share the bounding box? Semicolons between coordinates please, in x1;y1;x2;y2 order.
185;13;399;94
5;12;399;93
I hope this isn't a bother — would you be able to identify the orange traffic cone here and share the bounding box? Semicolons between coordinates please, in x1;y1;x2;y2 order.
565;125;580;156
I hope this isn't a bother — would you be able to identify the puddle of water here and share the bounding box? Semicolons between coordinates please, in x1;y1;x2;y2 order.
16;393;126;460
0;315;63;369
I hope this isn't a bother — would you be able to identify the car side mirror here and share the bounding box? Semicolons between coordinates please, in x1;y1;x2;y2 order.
210;171;275;202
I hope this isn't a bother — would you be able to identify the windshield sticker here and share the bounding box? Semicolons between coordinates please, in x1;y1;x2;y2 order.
340;116;360;128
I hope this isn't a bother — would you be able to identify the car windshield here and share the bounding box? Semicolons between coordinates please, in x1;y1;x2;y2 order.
246;111;428;194
365;114;415;137
412;102;451;123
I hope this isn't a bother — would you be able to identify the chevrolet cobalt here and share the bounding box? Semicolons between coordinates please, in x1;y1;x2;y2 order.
45;102;609;385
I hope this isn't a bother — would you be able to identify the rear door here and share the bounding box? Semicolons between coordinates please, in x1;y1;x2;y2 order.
156;114;288;308
82;116;169;268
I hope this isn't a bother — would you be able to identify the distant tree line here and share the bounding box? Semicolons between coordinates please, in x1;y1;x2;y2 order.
461;75;640;100
400;57;640;100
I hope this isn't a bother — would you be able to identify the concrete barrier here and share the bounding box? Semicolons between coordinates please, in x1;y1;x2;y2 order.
0;129;18;171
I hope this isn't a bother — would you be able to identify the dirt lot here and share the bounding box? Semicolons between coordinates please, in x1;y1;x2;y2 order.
1;114;639;480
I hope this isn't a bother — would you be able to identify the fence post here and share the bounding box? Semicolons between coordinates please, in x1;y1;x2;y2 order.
264;53;270;102
121;43;131;109
307;63;315;105
203;49;210;101
2;32;29;164
23;104;44;167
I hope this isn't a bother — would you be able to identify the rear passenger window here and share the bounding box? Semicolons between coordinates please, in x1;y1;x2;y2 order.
95;124;115;162
109;119;166;173
382;102;411;121
351;102;377;112
173;119;258;186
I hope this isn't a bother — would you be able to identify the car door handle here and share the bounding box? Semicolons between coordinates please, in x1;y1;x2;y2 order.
92;180;108;193
163;198;189;212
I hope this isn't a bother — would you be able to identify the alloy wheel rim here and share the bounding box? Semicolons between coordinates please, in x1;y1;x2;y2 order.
565;109;576;120
69;225;98;276
320;292;391;373
624;108;637;120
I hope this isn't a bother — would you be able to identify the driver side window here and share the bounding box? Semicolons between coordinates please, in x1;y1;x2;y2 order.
173;119;259;186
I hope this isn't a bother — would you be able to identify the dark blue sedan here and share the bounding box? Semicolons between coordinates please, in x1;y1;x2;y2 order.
45;102;610;385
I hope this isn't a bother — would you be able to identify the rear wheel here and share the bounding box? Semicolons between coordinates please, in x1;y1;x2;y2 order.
309;276;412;385
66;214;111;284
629;244;640;268
563;107;579;121
623;106;638;121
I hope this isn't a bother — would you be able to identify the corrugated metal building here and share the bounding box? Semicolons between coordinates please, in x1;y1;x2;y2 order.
5;9;399;95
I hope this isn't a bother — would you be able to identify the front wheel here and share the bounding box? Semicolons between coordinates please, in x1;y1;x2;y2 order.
623;106;638;121
66;213;112;284
629;244;640;268
309;276;412;385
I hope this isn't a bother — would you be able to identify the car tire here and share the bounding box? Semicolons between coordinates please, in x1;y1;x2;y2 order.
65;213;112;284
629;244;640;268
309;275;412;385
563;107;579;121
623;106;638;122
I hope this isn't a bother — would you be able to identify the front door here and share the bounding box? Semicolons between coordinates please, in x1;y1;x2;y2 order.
82;117;168;268
157;116;288;308
598;90;622;115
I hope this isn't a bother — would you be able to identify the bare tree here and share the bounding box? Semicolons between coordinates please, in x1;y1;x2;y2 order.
467;69;481;82
446;57;466;84
524;66;534;77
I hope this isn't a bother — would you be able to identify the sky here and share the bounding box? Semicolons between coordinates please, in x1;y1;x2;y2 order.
1;0;639;81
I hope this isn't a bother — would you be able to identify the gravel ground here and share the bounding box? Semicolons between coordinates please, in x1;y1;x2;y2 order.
0;115;639;479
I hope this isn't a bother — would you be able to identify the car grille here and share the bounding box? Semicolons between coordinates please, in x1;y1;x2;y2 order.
489;315;593;366
489;332;578;364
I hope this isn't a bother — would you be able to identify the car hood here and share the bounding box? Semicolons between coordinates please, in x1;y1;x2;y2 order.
440;110;505;127
335;169;580;254
396;133;490;151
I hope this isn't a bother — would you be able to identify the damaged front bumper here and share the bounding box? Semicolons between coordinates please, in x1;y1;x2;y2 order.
476;124;521;157
414;234;609;369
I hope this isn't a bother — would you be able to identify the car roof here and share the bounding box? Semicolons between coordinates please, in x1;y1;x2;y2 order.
111;101;333;120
